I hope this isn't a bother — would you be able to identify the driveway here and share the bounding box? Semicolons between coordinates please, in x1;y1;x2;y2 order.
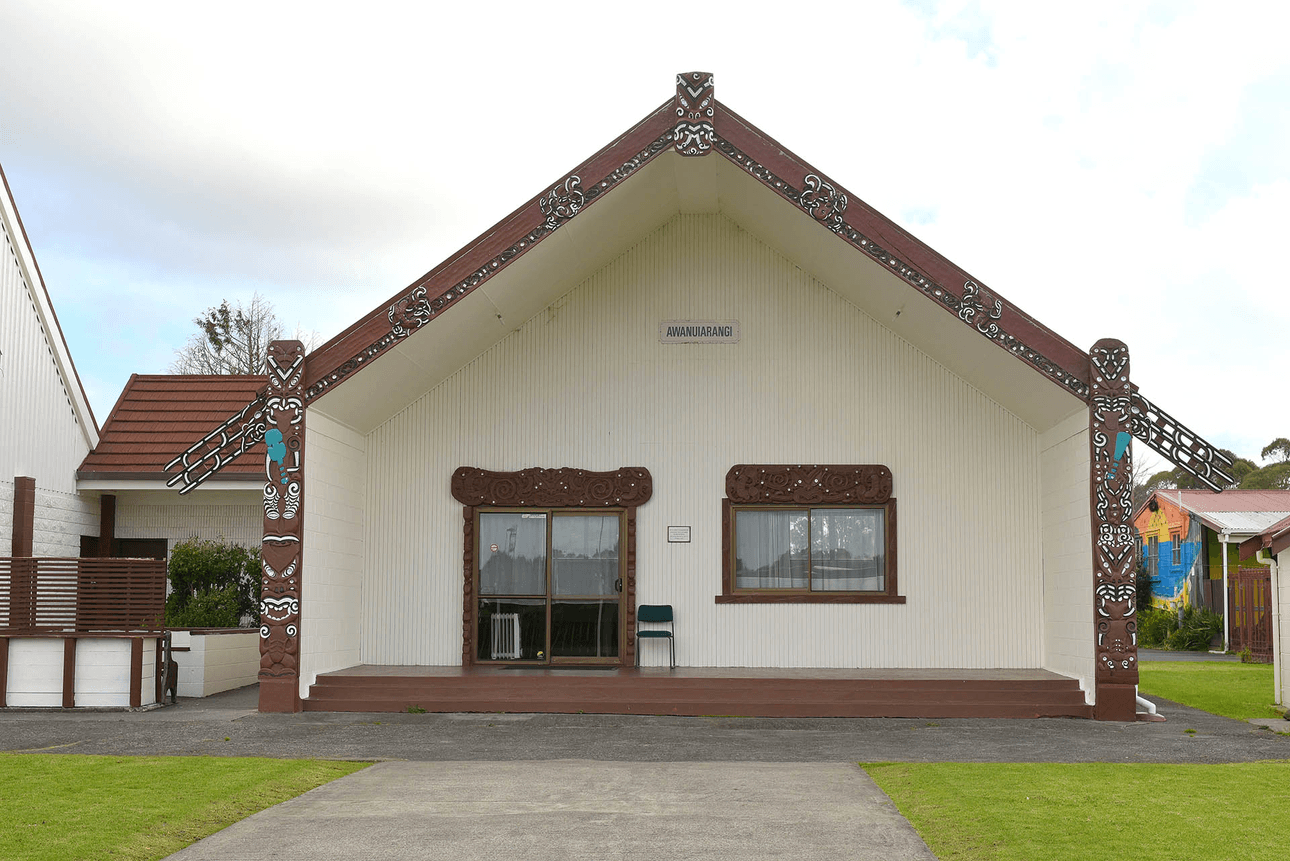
163;760;937;861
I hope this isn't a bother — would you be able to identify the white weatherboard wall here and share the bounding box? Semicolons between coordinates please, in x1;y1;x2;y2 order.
360;213;1066;671
300;413;366;697
1;224;97;556
1040;412;1095;697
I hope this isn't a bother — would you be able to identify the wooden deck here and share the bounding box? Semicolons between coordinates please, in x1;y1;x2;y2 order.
304;665;1093;719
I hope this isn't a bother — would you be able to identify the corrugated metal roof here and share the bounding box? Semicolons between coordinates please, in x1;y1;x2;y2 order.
1192;510;1290;535
77;374;266;478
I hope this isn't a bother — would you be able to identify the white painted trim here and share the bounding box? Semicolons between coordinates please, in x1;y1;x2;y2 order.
77;479;262;492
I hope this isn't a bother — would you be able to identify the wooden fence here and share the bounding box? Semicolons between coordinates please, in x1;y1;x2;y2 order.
0;557;167;634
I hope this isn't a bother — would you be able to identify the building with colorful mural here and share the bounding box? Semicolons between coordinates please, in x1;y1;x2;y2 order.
1133;490;1290;613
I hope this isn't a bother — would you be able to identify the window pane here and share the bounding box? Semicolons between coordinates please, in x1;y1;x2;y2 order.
735;510;809;589
476;598;546;661
551;600;619;658
478;513;547;595
552;515;620;596
811;508;884;592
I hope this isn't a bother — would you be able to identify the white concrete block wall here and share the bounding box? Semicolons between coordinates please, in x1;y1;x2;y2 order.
114;489;262;555
300;413;366;698
170;630;259;697
1;480;100;558
1040;412;1094;698
32;486;99;557
201;631;259;695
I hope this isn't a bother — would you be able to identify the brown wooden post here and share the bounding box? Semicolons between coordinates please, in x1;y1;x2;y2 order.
11;476;35;556
129;637;143;708
154;636;165;704
0;637;8;708
461;506;474;667
97;494;116;557
259;341;305;713
62;638;77;708
1089;340;1139;720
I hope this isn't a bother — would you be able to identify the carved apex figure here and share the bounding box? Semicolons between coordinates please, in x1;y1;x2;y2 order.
674;71;715;156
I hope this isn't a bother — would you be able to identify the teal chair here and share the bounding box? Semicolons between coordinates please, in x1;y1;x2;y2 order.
635;604;675;668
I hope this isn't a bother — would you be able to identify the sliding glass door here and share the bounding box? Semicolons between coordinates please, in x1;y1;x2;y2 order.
476;510;623;664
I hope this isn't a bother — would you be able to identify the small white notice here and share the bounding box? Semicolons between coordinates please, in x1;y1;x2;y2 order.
659;320;740;344
667;526;691;543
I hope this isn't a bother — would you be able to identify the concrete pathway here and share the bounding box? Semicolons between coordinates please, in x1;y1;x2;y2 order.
165;761;937;861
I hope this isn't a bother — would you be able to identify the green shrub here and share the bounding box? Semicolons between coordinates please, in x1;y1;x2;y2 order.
165;539;260;628
1138;607;1177;648
165;585;242;627
1164;606;1223;651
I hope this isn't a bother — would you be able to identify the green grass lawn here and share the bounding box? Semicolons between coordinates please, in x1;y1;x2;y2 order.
867;761;1290;861
1138;660;1280;720
0;754;368;861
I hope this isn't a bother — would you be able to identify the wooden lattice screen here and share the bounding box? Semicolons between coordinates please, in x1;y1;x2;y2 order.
0;557;167;634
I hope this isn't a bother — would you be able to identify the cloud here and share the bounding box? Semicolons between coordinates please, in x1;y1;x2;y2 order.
2;0;1287;448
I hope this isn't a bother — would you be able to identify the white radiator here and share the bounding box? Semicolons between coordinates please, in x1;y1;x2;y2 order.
490;613;521;660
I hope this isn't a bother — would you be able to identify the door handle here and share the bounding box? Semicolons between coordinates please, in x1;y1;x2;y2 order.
614;577;623;593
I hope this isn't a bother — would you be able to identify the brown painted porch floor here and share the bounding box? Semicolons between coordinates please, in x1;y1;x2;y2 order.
304;665;1093;719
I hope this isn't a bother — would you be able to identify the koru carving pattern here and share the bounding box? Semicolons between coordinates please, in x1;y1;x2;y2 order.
711;134;1090;400
1089;340;1137;682
259;341;305;682
451;467;653;508
725;465;893;505
540;175;585;231
800;175;847;233
1129;391;1235;492
673;71;715;156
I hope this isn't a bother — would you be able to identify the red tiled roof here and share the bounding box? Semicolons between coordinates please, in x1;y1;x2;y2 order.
1173;489;1290;513
77;375;266;480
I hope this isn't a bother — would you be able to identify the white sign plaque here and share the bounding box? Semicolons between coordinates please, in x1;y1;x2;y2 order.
659;320;740;344
667;526;691;543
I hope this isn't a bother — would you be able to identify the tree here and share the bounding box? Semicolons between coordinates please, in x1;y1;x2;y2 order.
1239;437;1290;489
169;293;318;375
1137;437;1290;494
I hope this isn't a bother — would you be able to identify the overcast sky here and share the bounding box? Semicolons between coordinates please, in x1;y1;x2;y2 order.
2;0;1286;472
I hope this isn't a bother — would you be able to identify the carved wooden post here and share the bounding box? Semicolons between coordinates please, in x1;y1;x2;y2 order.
259;340;305;713
1089;340;1139;720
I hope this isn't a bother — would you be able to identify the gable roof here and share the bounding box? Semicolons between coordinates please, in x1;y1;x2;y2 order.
78;374;265;484
0;162;99;448
164;72;1236;494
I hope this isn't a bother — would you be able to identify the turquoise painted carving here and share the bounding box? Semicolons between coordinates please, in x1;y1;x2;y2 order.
265;428;288;485
1107;431;1133;481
